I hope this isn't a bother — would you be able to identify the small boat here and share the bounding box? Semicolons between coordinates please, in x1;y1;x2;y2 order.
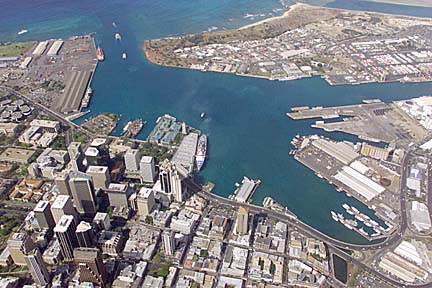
122;53;127;59
351;206;359;214
342;203;350;210
18;29;28;35
364;221;373;227
344;223;353;230
96;47;104;61
331;211;338;222
115;33;122;40
112;22;117;27
200;112;206;118
346;210;355;215
358;227;368;236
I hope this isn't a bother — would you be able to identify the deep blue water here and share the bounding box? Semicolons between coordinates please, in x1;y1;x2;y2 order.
1;0;432;244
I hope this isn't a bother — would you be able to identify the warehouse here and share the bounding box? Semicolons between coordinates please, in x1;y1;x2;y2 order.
32;41;49;55
334;166;385;201
47;40;64;56
312;138;358;165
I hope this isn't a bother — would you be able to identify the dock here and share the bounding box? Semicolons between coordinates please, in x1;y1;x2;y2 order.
231;176;261;203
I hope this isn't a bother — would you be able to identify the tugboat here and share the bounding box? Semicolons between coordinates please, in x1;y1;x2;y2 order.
122;53;127;60
96;47;104;61
115;33;122;40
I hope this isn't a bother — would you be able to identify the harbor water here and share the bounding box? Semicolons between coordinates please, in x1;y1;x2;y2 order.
1;0;432;244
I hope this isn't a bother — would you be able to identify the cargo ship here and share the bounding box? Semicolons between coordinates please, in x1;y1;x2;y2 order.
195;134;207;171
122;118;145;137
96;47;104;61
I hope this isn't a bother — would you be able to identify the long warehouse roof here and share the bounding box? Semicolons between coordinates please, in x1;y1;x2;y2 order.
312;139;359;165
334;166;385;201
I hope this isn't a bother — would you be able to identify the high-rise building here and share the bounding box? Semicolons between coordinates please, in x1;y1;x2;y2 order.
7;233;36;266
86;165;110;190
25;248;50;286
125;149;140;172
140;156;156;183
136;188;155;216
162;230;175;256
51;195;77;224
105;183;131;208
69;171;96;215
235;206;249;235
54;215;79;261
76;221;95;248
74;247;108;287
54;170;71;196
68;142;85;172
68;142;83;160
159;160;183;202
33;200;55;230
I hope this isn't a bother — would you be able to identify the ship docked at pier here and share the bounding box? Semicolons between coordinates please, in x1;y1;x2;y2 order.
123;118;145;137
195;134;207;171
96;47;104;61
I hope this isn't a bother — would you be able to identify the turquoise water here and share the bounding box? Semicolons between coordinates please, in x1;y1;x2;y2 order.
1;0;432;244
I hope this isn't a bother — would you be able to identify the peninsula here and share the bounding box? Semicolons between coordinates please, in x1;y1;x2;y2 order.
144;3;432;85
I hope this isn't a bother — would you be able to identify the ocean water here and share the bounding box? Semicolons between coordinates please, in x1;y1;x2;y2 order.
1;0;432;244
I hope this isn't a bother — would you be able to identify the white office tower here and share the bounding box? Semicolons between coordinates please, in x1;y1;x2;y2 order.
51;195;77;224
69;171;96;215
136;188;155;216
25;248;50;286
86;165;110;190
125;149;140;172
159;159;183;202
54;215;79;261
140;156;156;183
162;230;175;256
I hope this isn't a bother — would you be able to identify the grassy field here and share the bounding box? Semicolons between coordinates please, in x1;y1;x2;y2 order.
0;41;35;57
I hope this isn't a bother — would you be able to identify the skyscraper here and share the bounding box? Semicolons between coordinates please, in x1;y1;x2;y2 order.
76;221;95;248
74;247;108;287
54;215;79;261
33;200;55;230
7;233;36;266
159;159;183;202
54;170;71;196
162;230;175;256
86;165;110;190
69;171;97;215
125;149;140;172
136;188;155;216
51;195;77;224
140;156;156;183
25;248;50;286
235;206;249;235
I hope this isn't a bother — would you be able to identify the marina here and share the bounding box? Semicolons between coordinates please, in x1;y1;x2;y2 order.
330;203;395;240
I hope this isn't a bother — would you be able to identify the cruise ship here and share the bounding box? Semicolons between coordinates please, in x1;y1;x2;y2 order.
195;134;207;171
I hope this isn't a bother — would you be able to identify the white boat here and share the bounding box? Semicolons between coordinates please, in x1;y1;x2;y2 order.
200;112;206;118
331;211;338;222
351;206;359;213
346;210;355;215
355;215;364;221
115;33;122;40
364;222;373;227
344;223;353;230
18;29;28;35
370;220;379;227
195;134;207;172
122;53;127;59
358;228;368;236
342;203;350;210
345;219;358;227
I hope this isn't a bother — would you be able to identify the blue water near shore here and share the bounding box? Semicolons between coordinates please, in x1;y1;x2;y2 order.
1;0;432;244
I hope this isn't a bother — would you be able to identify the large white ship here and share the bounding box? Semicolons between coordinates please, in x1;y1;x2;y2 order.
195;134;207;171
